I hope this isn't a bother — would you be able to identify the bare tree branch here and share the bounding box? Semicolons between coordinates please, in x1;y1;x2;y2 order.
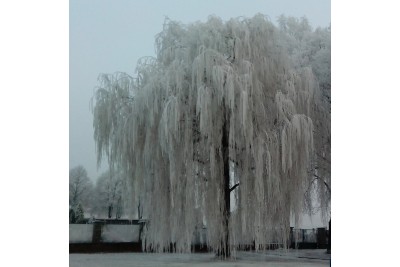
229;182;240;193
307;175;331;194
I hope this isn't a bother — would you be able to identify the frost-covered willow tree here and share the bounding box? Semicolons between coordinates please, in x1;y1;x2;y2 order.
92;14;330;256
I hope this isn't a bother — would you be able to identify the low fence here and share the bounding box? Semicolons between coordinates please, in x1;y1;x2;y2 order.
290;228;328;249
70;222;328;253
69;224;93;243
69;220;145;253
69;224;141;243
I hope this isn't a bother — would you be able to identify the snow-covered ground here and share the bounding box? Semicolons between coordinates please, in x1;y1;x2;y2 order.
69;249;330;267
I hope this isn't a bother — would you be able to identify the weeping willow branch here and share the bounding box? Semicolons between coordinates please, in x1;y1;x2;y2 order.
304;173;331;194
313;175;331;193
92;14;330;255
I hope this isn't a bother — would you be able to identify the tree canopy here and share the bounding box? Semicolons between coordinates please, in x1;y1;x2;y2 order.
69;165;93;211
92;169;130;219
92;14;330;255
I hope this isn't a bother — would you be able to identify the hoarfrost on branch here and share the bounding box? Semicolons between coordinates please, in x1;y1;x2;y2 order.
91;14;330;255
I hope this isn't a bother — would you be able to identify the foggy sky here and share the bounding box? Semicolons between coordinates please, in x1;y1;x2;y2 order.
70;0;331;182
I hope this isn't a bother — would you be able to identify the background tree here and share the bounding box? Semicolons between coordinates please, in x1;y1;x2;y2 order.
92;169;130;219
92;14;330;256
69;208;76;224
74;203;85;223
69;165;94;214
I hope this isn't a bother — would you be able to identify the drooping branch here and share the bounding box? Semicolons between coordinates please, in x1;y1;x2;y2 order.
307;175;331;194
314;175;331;193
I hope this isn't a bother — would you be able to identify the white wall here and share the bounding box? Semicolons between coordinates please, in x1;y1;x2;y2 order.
100;225;140;243
69;224;141;243
69;224;93;243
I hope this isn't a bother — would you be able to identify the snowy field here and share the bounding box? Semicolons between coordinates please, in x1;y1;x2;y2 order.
69;249;330;267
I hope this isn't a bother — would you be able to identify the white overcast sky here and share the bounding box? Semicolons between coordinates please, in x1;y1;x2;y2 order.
70;0;331;181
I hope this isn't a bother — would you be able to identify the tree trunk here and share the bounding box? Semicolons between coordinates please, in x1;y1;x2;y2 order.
108;205;113;219
221;107;230;257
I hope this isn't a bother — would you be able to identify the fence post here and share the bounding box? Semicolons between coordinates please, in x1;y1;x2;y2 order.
92;222;103;243
317;227;327;249
289;227;294;248
327;219;331;254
